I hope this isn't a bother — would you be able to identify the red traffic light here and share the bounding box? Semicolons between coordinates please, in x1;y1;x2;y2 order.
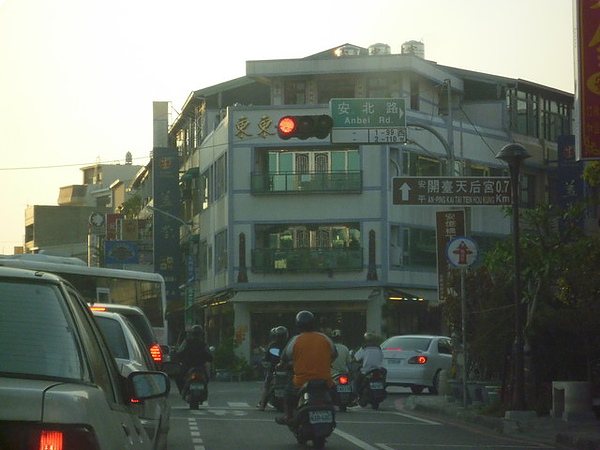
277;115;333;140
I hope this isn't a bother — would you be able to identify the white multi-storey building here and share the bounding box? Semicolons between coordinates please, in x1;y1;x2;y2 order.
163;43;573;360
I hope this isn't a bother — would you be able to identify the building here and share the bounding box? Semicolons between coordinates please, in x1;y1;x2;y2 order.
23;156;143;259
152;43;572;358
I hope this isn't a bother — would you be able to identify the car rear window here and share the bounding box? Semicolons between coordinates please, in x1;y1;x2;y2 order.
118;312;155;349
94;316;129;360
0;280;83;380
382;337;432;352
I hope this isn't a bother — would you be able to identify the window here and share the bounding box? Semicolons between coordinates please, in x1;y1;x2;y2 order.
284;80;307;105
392;226;437;269
402;149;444;176
215;229;228;273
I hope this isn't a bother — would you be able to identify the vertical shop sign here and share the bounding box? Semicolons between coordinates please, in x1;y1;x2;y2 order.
577;0;600;159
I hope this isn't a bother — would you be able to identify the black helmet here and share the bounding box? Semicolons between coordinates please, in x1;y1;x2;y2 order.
191;324;204;337
295;310;315;332
274;325;289;340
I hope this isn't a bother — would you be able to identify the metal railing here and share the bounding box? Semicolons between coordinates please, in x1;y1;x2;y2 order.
251;247;363;272
250;171;362;194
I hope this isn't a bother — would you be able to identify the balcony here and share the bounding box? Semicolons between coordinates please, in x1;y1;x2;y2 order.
251;247;363;272
251;171;362;194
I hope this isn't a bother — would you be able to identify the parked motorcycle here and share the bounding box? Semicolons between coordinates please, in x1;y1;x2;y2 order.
332;372;355;412
182;366;209;410
357;368;387;410
285;379;336;449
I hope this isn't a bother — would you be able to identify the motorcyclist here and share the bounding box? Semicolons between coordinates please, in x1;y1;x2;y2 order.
330;329;352;375
275;310;337;425
174;324;213;394
353;332;385;392
258;325;289;410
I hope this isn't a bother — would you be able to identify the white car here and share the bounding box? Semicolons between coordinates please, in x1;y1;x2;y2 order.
93;310;170;449
0;266;169;449
381;334;453;394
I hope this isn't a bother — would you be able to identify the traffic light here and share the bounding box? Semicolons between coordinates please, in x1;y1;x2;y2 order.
277;114;333;140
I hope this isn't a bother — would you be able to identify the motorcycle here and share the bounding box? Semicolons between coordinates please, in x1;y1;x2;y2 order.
286;379;336;449
332;372;355;412
182;366;209;410
265;368;289;411
357;367;387;410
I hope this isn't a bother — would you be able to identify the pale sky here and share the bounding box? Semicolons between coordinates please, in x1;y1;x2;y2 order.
0;0;576;253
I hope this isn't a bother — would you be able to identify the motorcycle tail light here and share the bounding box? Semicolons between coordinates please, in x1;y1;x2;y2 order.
150;344;163;363
408;355;428;364
339;375;349;385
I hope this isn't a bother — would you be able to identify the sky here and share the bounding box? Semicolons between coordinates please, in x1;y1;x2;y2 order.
0;0;576;253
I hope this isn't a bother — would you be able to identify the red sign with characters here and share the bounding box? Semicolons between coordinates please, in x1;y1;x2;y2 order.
578;0;600;159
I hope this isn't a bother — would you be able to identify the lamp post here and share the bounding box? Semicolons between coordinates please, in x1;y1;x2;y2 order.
496;143;531;411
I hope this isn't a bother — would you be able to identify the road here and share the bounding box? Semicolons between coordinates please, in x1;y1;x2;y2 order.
167;381;558;449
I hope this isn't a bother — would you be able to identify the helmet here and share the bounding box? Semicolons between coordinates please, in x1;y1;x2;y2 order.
331;329;342;339
363;332;377;344
191;324;204;337
295;310;315;332
274;326;289;340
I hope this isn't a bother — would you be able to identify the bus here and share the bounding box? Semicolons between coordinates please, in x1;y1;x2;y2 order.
0;254;168;344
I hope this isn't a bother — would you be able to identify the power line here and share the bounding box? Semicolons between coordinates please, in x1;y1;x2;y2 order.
0;155;151;171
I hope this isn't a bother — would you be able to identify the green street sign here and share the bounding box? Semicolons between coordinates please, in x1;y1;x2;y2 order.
330;98;406;144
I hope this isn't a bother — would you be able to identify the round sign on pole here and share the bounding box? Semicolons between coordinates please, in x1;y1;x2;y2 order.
446;236;478;268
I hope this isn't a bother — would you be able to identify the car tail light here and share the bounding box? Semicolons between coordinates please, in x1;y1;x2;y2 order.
89;306;106;312
339;375;349;385
26;425;99;450
408;355;428;364
39;430;62;450
150;343;163;363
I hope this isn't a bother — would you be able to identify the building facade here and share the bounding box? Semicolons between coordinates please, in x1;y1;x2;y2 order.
156;43;572;359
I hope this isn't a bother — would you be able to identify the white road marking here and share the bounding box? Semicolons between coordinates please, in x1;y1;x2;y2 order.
334;428;379;450
392;412;442;425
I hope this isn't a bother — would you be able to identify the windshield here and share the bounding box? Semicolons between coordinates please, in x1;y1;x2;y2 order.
0;280;84;380
382;336;433;352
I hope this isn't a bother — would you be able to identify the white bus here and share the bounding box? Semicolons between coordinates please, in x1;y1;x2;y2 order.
0;254;168;344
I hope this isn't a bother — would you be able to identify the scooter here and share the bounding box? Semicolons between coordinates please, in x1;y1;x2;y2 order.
266;368;288;411
332;372;355;412
286;379;336;449
357;367;387;410
182;366;209;410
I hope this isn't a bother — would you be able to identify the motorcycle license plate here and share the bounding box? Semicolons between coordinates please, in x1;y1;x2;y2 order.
274;388;284;398
190;384;206;391
370;382;384;390
309;410;333;424
337;385;352;393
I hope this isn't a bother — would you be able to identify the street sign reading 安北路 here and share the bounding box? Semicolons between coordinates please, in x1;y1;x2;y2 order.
330;98;406;144
393;177;512;206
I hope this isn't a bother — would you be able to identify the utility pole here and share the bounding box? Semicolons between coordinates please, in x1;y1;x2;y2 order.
445;79;455;176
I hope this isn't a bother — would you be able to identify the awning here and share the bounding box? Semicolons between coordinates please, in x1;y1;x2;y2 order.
231;288;377;303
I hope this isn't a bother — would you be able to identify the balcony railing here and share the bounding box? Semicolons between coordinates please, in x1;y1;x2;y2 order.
251;171;362;194
251;247;363;272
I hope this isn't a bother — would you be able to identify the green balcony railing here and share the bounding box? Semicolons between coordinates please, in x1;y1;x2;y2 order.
251;247;363;272
251;171;362;194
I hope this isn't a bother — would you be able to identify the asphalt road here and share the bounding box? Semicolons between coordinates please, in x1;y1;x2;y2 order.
167;381;559;449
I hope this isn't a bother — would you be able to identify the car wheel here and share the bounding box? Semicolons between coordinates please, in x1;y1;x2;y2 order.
410;385;424;394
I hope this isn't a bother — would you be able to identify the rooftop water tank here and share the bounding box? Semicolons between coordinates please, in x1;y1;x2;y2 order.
334;45;361;58
401;40;425;58
368;43;391;55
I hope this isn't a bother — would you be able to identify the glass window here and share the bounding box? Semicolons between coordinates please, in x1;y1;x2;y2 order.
94;316;129;359
0;280;83;380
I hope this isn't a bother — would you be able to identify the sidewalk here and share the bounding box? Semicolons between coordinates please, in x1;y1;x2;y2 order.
397;394;600;449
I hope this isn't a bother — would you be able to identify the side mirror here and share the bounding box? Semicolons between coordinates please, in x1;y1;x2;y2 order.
129;371;170;401
269;348;280;357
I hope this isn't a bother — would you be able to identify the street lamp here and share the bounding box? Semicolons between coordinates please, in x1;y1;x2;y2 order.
496;143;531;411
